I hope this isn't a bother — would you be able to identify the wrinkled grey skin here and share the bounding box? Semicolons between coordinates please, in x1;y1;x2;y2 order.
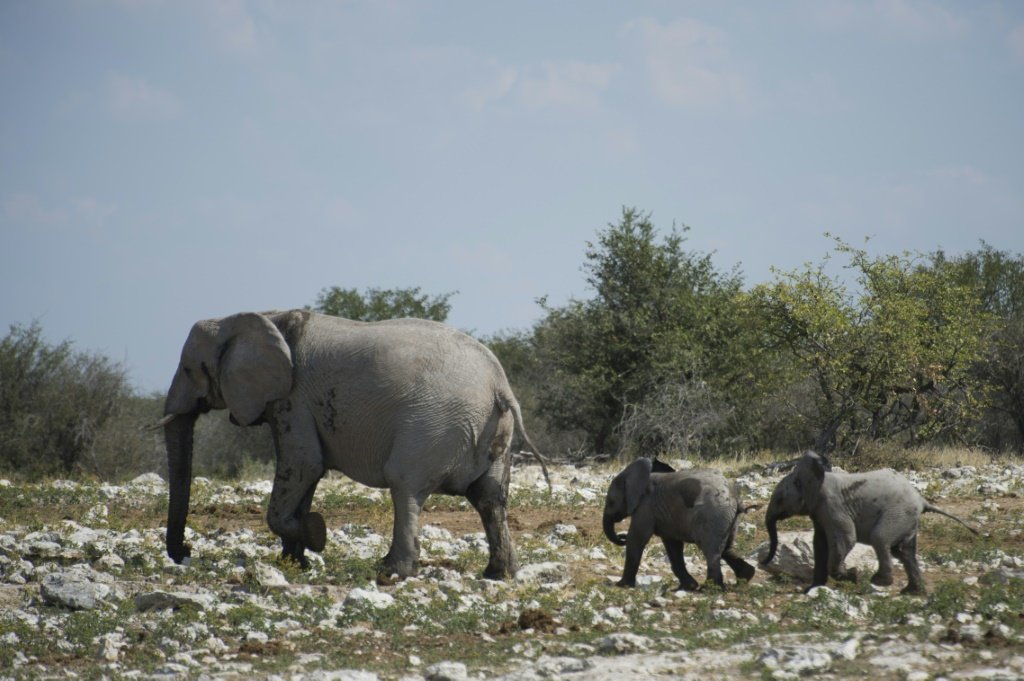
161;310;547;580
603;458;756;590
762;451;978;594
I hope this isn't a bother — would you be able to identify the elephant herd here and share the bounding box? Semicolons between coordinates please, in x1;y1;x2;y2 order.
158;311;977;596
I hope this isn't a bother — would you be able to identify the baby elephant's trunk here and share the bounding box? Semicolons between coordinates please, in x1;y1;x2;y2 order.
603;514;627;546
762;514;780;565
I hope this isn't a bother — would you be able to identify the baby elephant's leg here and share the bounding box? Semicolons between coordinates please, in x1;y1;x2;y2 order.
869;536;895;587
662;537;700;591
723;549;756;582
894;534;926;595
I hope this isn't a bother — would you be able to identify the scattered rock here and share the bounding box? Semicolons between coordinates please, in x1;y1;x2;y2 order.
753;531;879;583
425;660;468;681
344;587;395;609
598;632;651;654
39;565;114;610
515;562;569;586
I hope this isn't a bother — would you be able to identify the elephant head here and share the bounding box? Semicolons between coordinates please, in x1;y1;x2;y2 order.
603;458;655;546
762;450;830;565
162;312;294;563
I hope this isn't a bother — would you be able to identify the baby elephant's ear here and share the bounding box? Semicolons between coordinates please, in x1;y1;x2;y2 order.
623;458;654;516
680;478;703;508
651;458;675;473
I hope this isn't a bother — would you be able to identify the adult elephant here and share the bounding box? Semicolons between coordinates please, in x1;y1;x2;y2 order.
157;309;548;580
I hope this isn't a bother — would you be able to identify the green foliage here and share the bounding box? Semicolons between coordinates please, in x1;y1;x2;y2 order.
313;286;456;322
0;321;141;479
529;207;748;455
930;244;1024;452
751;237;991;452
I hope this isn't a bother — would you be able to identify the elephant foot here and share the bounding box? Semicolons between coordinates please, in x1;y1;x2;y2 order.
302;512;327;553
900;583;926;596
615;577;637;588
280;550;311;570
675;578;700;592
482;562;516;581
731;560;756;582
871;572;894;587
833;567;858;582
379;556;418;581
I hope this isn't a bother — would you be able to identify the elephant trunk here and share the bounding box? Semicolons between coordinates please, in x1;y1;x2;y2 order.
763;509;782;565
165;411;199;564
603;513;627;546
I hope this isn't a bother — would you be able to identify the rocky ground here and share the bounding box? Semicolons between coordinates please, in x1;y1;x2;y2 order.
1;457;1023;680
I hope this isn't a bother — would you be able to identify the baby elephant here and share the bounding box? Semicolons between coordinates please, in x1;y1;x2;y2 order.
762;451;979;594
603;458;756;591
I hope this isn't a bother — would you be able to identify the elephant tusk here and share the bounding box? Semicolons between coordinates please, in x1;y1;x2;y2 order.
145;413;178;431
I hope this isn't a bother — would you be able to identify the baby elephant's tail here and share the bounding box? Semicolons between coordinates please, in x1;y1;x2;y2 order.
923;502;980;535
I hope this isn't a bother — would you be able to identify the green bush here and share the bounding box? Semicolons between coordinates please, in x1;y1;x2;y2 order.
0;322;141;479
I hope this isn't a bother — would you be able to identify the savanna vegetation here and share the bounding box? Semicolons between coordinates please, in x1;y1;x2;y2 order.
2;207;1023;481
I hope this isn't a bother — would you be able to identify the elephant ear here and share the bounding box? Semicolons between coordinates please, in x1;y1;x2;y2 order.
651;458;675;473
679;478;703;508
216;313;293;426
806;451;828;482
622;458;654;516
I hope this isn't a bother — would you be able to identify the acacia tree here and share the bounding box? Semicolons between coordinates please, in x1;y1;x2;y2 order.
532;207;746;455
313;286;455;322
752;238;991;452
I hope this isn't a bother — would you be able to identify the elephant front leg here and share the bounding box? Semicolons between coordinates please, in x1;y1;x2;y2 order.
617;525;653;588
662;538;700;591
808;518;830;590
267;416;326;569
381;489;427;579
280;480;324;569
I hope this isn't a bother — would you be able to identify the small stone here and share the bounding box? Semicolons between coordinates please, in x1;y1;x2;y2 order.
425;660;468;681
598;632;650;654
344;587;395;609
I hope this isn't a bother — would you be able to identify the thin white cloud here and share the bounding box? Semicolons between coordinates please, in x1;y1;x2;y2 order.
2;193;67;228
622;17;747;112
107;75;182;120
805;0;967;40
199;0;261;59
517;60;617;112
466;60;617;114
1010;24;1024;64
74;198;119;225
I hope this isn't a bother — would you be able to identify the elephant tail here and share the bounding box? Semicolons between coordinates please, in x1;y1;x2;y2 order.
923;502;981;536
499;393;552;493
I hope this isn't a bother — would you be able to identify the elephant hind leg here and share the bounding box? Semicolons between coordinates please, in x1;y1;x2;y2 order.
870;537;895;587
894;534;926;595
467;463;517;580
723;549;756;582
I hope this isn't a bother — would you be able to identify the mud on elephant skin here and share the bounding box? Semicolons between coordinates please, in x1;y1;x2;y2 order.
158;309;549;580
603;458;756;591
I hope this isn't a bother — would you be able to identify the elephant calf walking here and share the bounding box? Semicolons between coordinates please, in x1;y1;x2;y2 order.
762;451;979;594
603;458;756;591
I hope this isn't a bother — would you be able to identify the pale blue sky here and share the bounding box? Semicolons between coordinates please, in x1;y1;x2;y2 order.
2;1;1023;393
